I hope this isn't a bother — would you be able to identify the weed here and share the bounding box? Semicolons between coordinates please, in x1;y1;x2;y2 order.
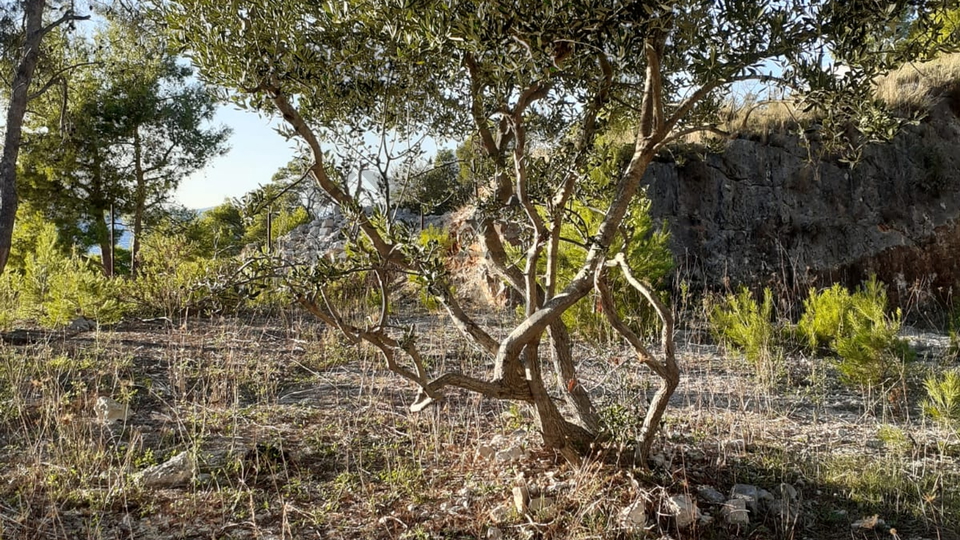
876;425;912;455
710;287;783;385
949;305;960;359
923;369;960;428
799;277;912;388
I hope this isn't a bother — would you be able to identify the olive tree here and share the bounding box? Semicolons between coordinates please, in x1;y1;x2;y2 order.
166;0;953;465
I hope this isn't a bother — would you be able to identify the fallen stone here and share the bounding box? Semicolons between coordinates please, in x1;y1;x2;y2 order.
730;484;761;512
620;500;647;530
476;444;496;460
495;446;525;462
723;498;750;526
697;485;727;505
780;483;799;502
95;396;132;424
665;494;699;528
757;487;775;510
137;452;195;488
512;485;530;513
489;504;512;523
68;317;96;332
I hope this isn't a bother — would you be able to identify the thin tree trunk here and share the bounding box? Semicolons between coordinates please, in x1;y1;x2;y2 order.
131;127;145;276
108;204;115;277
97;215;114;277
548;321;601;433
0;0;47;273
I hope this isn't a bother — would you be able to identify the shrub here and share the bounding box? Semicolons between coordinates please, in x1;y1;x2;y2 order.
0;273;21;331
123;229;242;319
711;287;775;362
923;369;960;427
413;225;454;311
798;283;852;349
710;287;782;384
14;219;126;327
558;198;672;343
40;251;127;327
799;277;911;387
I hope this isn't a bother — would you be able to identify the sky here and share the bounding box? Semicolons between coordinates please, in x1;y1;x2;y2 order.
173;106;302;210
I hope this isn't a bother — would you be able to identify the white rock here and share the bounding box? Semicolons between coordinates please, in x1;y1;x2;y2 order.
723;498;750;526
757;487;775;508
95;396;132;424
665;494;699;528
780;483;799;502
495;446;525;462
697;485;727;505
512;485;529;513
137;452;195;488
620;500;647;530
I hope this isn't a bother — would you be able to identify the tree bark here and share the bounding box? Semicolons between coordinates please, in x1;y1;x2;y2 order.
131;126;146;276
0;0;47;273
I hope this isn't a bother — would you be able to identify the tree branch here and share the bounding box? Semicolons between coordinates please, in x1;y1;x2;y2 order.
39;11;90;38
27;61;98;101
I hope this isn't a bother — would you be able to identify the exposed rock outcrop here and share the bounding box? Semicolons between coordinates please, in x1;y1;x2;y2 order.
643;94;960;301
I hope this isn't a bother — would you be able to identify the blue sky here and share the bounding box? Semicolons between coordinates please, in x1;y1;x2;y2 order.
174;105;301;210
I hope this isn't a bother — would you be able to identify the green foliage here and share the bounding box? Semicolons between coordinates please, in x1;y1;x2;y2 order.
0;272;21;331
799;277;911;387
413;225;455;311
710;287;776;365
553;197;672;343
798;284;852;350
192;202;246;257
923;369;960;427
237;176;313;251
19;17;228;261
6;217;126;328
39;251;127;327
398;149;469;216
121;228;241;319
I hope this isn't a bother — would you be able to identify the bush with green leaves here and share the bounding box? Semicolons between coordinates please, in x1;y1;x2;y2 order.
551;197;672;343
923;369;960;428
412;225;455;311
122;228;243;319
798;277;912;387
5;216;127;328
711;287;776;363
709;287;783;384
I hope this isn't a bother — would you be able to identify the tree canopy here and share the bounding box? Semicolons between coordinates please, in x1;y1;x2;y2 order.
19;14;229;275
165;0;957;463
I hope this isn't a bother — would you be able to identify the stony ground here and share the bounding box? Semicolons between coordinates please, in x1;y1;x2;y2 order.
0;309;957;540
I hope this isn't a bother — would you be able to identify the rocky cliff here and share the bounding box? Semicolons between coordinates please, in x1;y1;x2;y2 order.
642;94;960;302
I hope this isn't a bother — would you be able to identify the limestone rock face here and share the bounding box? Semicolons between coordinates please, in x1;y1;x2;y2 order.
643;97;960;299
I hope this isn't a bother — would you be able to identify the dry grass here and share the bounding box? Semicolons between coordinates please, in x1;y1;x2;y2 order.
692;53;960;144
0;307;957;539
875;53;960;113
